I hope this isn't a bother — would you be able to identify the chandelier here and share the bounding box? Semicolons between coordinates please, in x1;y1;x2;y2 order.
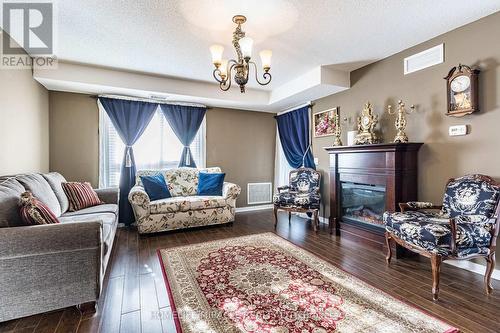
209;15;272;93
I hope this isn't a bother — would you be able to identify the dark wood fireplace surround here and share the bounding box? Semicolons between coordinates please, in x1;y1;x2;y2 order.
325;143;423;251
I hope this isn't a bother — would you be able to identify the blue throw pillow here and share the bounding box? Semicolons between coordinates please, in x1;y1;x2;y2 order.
198;172;225;196
140;174;171;201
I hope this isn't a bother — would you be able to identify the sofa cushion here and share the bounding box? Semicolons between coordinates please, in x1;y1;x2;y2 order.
188;196;227;211
16;174;62;217
61;204;118;217
141;174;171;201
150;197;191;214
0;177;26;227
136;167;221;197
198;172;225;196
42;172;70;214
62;182;104;211
19;192;60;225
59;212;117;256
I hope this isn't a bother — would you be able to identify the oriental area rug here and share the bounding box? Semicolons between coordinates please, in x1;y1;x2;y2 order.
157;233;458;333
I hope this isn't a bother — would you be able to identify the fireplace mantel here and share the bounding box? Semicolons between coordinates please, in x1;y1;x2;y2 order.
325;143;423;250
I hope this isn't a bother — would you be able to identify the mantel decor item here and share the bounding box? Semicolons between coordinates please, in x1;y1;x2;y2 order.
333;109;343;146
354;102;379;145
209;15;272;93
387;100;415;143
444;64;479;117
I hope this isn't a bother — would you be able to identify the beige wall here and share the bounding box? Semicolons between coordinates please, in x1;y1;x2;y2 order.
48;92;276;207
0;52;49;175
206;107;276;207
49;91;99;186
312;11;500;219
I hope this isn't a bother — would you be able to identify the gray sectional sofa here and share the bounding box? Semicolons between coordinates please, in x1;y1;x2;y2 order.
0;172;119;322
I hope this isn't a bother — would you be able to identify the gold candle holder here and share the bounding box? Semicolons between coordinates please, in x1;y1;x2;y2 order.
332;108;342;146
387;100;415;143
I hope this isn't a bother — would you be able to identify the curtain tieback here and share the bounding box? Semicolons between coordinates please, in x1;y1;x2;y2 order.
125;145;133;168
301;144;311;168
184;146;191;166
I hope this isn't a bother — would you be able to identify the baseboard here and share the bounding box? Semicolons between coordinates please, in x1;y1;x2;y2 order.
445;259;500;281
296;212;329;225
235;204;274;213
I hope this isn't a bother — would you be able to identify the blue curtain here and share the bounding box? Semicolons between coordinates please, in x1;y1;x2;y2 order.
275;106;315;169
160;104;206;167
99;97;158;225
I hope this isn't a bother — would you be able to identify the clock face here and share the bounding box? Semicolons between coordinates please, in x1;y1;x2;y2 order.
362;116;370;127
450;75;471;93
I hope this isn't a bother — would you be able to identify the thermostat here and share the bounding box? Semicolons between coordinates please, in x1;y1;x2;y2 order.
449;125;468;136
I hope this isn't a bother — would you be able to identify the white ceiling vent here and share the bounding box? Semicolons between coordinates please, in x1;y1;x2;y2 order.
404;44;444;75
247;183;273;205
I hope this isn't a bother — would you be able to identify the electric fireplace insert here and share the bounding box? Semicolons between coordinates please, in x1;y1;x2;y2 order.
341;182;386;230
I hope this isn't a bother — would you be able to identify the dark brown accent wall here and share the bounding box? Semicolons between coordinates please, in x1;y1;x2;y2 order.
49;92;99;185
48;92;276;207
312;11;500;221
206;107;276;207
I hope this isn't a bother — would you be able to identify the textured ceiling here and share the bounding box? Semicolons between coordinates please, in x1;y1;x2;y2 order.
49;0;500;90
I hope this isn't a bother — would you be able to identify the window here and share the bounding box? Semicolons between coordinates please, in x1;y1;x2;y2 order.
99;104;205;188
274;129;293;191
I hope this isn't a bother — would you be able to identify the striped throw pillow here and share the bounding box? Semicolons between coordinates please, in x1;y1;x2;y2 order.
19;191;59;225
62;182;104;212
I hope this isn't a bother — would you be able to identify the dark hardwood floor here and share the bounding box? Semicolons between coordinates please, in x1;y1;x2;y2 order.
1;210;500;333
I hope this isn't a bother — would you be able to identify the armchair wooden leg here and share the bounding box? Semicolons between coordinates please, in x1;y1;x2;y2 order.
385;232;392;264
288;211;292;225
78;301;97;316
273;206;278;229
430;254;442;301
312;210;318;233
485;252;495;295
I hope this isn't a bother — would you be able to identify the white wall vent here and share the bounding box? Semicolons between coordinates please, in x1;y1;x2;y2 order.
247;182;273;205
404;44;444;75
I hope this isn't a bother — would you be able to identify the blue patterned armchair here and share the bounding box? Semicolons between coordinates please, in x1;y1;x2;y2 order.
273;168;321;232
384;174;500;300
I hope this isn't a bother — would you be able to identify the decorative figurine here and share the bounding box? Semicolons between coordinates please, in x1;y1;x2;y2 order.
332;107;342;146
354;102;379;145
387;100;415;143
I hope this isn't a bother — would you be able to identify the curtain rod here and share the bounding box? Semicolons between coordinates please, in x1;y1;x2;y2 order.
277;101;314;115
91;94;208;108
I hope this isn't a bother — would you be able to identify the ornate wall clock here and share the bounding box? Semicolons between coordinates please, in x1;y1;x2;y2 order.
354;102;379;145
444;64;480;117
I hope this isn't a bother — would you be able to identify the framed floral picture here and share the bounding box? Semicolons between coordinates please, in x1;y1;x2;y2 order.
313;108;337;138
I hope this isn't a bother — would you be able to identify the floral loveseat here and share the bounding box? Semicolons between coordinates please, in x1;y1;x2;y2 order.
129;167;241;234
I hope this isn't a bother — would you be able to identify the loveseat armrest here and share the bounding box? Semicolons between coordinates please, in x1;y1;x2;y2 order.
0;221;101;258
95;187;119;204
399;202;443;212
223;182;241;208
128;185;151;219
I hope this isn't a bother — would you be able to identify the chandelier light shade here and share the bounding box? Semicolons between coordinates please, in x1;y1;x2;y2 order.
238;36;253;59
210;15;272;93
209;44;224;67
259;50;272;71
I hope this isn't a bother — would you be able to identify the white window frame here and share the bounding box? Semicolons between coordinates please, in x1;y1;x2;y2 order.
98;102;206;188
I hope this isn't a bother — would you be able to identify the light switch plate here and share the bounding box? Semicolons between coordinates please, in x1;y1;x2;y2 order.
449;125;468;136
314;157;319;165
